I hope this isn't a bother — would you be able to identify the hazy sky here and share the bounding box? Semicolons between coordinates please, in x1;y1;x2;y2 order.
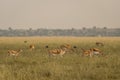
0;0;120;29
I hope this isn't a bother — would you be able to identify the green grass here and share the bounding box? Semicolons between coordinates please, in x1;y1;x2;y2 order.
0;37;120;80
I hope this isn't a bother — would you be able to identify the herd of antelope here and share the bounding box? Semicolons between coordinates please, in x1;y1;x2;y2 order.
7;41;105;58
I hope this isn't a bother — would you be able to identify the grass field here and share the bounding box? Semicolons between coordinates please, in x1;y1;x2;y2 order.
0;37;120;80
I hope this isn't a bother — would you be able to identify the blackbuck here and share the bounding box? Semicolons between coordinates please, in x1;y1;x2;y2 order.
8;49;23;57
48;47;67;57
81;48;93;57
96;42;104;46
29;44;35;50
90;48;103;55
60;44;75;52
81;48;103;57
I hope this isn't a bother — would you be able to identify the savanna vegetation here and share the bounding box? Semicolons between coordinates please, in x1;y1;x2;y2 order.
0;37;120;80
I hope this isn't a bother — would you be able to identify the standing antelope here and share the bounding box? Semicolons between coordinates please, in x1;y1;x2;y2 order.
8;49;23;57
29;44;35;50
48;47;67;57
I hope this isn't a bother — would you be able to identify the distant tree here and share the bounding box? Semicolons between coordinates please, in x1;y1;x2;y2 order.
93;26;97;29
103;27;107;36
103;27;107;29
82;27;87;36
82;27;86;30
8;27;13;31
71;28;75;31
28;28;32;31
48;30;54;36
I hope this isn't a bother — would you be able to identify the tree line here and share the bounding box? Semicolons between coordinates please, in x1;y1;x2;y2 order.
0;27;120;37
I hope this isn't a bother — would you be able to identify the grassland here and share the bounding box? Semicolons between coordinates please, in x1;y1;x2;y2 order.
0;37;120;80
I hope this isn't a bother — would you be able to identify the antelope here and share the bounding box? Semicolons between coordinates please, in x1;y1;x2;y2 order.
29;44;35;50
60;44;74;52
48;47;67;57
60;44;71;49
90;48;103;55
8;49;23;57
81;48;103;57
96;42;104;46
81;48;93;57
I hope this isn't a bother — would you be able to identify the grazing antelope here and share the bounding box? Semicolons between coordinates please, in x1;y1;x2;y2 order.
8;49;23;57
81;48;103;57
29;44;35;50
96;42;104;46
48;48;67;57
60;44;74;52
60;44;71;49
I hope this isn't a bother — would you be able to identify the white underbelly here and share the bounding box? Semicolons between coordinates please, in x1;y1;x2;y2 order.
11;54;16;56
93;51;100;55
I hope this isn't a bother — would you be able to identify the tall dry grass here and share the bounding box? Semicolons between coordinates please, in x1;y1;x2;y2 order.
0;37;120;80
